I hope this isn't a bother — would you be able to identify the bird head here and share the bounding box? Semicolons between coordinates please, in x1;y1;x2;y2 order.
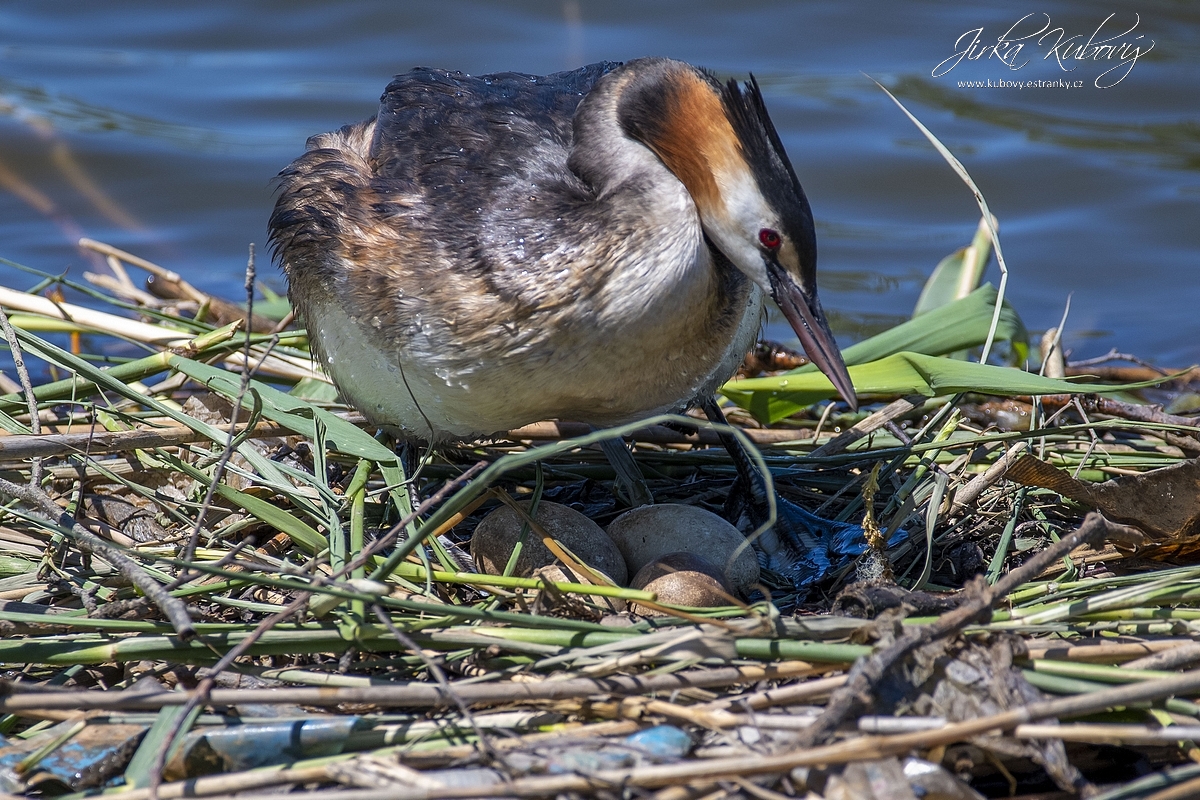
618;60;857;411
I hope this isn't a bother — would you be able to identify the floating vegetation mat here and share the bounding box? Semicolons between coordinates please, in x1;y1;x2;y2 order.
2;238;1200;800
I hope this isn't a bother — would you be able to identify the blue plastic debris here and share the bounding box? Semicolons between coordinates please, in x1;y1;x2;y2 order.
422;724;693;788
624;725;693;760
169;717;362;776
758;500;908;589
498;724;693;776
0;722;147;792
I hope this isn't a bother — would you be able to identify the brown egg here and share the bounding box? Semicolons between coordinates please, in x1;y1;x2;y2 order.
630;552;735;615
631;551;729;588
471;500;628;585
606;504;759;596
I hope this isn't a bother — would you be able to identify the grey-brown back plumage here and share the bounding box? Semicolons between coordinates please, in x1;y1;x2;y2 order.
270;63;620;288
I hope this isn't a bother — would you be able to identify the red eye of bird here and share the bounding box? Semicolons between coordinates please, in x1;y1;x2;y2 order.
759;228;781;250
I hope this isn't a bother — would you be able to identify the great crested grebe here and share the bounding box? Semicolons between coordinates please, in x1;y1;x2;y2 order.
269;58;859;584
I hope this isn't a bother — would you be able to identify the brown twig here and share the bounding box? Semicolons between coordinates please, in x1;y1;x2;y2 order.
1080;394;1200;429
89;766;330;800
1025;640;1187;664
702;673;848;712
143;458;489;797
951;440;1028;511
793;512;1127;748
1125;641;1200;672
85;724;646;800
1;662;818;713
0;306;43;486
1066;348;1174;374
0;420;292;461
502;420;813;447
145;594;309;800
111;666;1200;800
180;244;259;566
807;395;925;458
372;604;503;765
79;238;278;334
0;476;194;638
1040;394;1200;453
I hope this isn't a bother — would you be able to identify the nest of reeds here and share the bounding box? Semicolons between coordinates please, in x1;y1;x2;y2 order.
0;230;1199;800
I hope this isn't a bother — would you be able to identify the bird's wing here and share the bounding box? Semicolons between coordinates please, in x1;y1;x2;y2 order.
369;62;622;195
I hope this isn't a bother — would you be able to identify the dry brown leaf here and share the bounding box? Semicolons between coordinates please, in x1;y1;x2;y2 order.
1007;454;1200;549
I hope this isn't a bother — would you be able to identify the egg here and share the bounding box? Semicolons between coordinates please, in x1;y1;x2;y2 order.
630;551;735;615
471;500;628;585
606;503;759;596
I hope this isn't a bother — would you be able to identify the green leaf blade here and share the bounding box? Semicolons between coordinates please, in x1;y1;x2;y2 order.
724;352;1166;425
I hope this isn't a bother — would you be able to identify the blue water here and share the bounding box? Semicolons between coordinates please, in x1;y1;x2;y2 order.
1;1;1197;366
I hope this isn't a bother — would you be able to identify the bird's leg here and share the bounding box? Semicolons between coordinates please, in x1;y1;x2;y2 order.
700;397;863;590
597;436;654;507
698;398;773;510
396;440;421;485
